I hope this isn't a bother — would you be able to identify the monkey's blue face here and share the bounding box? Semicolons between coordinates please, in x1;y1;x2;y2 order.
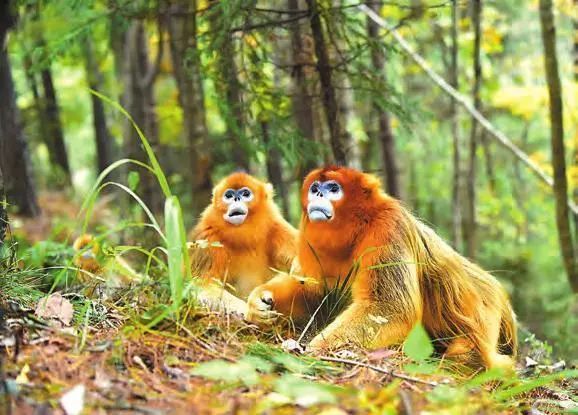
222;187;254;225
307;180;344;222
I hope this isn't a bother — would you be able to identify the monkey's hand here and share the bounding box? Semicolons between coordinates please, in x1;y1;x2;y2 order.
246;286;280;325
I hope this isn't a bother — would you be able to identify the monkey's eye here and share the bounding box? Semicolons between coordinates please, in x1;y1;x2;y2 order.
328;182;341;193
310;182;320;194
223;189;235;202
239;187;253;201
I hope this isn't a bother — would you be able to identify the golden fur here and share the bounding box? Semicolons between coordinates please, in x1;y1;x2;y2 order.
190;173;297;312
247;166;517;369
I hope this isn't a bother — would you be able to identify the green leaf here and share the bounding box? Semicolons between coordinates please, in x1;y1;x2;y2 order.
165;196;189;313
127;171;140;191
403;323;433;361
273;374;340;407
190;356;273;387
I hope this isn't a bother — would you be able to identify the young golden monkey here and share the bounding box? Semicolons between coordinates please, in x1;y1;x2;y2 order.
247;166;517;369
190;172;297;316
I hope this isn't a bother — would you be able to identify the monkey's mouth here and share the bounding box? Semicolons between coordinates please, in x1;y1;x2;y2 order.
307;205;333;222
224;205;248;225
81;251;96;260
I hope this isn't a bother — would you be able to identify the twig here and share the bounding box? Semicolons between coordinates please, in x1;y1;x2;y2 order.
320;355;439;387
359;4;578;216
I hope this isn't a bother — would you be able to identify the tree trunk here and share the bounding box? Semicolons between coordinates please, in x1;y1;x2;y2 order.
40;66;71;184
366;1;400;199
124;21;164;214
305;0;349;165
261;121;290;215
572;0;578;247
539;0;578;292
0;163;6;245
449;0;462;250
208;1;249;171
0;5;40;217
463;0;482;259
85;35;114;174
167;0;213;217
288;0;319;174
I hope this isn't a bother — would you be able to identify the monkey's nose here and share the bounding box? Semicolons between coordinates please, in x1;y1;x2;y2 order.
262;296;274;306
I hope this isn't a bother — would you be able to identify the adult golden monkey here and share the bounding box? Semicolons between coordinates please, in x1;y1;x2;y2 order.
190;172;297;316
247;166;517;369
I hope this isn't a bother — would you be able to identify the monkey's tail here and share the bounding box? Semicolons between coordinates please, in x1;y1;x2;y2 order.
498;300;518;357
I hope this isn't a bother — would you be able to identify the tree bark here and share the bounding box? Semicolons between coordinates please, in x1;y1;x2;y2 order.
124;20;164;214
366;1;400;199
305;0;349;165
208;1;249;171
85;35;114;174
463;0;482;259
40;66;71;184
288;0;319;174
448;0;462;250
539;0;578;292
0;3;40;217
261;121;290;215
167;0;213;217
0;163;6;245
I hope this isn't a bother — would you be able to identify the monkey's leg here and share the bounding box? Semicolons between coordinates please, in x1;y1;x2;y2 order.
308;302;413;351
196;283;248;316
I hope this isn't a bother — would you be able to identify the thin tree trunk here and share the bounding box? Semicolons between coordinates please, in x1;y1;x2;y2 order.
261;121;290;215
539;0;578;292
85;35;114;174
572;0;578;247
0;164;6;244
305;0;348;165
288;0;318;174
208;1;249;170
463;0;482;259
449;0;462;250
124;21;164;214
167;0;213;217
0;6;40;217
366;1;400;199
40;66;71;183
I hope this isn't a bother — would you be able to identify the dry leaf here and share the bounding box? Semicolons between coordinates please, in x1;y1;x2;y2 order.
60;384;85;415
35;293;74;326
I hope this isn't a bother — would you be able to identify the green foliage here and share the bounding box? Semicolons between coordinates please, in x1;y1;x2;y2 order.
403;323;434;361
272;374;341;407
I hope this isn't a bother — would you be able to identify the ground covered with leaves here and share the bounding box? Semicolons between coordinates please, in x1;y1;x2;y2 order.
1;192;577;415
1;294;578;415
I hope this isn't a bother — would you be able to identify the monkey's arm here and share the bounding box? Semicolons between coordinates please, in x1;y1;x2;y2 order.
309;241;421;351
267;221;298;271
246;269;322;324
189;227;247;316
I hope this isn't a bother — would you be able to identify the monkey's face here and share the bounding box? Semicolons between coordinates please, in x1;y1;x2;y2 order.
306;180;343;222
302;167;381;226
212;173;272;227
220;186;254;225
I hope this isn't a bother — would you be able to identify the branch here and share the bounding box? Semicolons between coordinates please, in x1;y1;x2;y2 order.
320;355;439;387
359;4;578;216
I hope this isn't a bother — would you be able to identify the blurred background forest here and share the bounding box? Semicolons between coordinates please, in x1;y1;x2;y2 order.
0;0;577;359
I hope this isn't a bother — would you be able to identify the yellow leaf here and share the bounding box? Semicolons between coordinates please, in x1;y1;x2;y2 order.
16;364;30;384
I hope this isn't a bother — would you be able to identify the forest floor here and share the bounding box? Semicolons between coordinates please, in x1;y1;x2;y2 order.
1;295;578;414
1;194;578;414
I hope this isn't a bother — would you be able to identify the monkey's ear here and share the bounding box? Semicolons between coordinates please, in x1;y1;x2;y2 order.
265;183;275;198
361;173;382;196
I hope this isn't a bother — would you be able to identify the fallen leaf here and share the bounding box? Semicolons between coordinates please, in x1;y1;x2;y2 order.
35;293;74;326
15;364;30;385
60;384;85;415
